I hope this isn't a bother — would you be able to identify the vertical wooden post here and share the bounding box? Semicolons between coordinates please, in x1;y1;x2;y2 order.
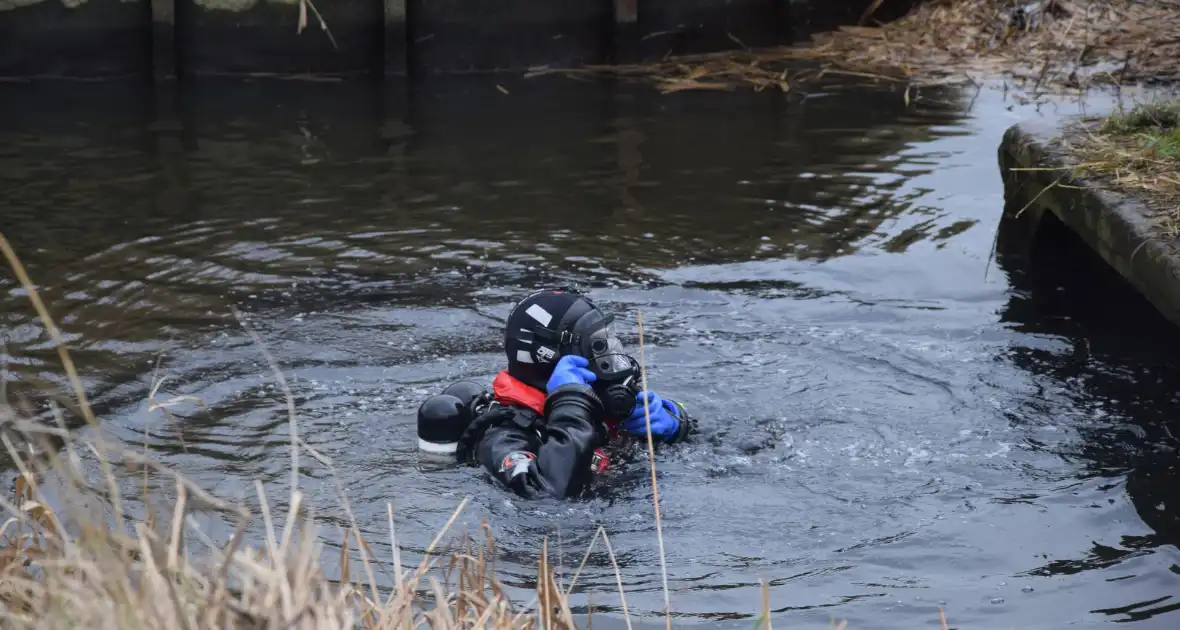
616;112;644;220
613;75;643;222
385;0;408;76
613;0;638;64
775;0;794;45
615;0;637;24
150;0;177;81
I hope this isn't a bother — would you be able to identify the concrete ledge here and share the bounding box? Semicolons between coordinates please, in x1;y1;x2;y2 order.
997;120;1180;328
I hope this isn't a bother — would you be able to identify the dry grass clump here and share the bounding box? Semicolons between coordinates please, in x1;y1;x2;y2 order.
526;40;921;95
1052;100;1180;234
791;0;1180;91
532;0;1180;97
0;397;616;630
0;405;351;630
1100;100;1180;137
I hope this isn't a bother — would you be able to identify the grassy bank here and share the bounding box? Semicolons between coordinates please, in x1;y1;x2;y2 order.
1054;100;1180;235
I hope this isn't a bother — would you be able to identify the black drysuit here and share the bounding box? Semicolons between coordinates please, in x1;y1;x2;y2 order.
458;379;610;499
454;365;695;499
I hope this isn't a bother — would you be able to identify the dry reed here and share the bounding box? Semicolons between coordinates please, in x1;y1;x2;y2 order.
633;312;671;630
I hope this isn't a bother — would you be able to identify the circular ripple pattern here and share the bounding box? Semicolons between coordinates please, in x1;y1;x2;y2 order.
1;78;1176;630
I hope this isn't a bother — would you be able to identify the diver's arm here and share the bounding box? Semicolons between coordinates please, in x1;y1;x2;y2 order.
533;383;606;498
476;413;545;498
475;385;604;499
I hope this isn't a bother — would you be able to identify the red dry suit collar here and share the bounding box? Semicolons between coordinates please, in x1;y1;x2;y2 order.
492;370;547;415
491;370;621;432
491;370;617;475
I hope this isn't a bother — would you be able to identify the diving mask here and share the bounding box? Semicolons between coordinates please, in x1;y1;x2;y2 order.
569;311;643;419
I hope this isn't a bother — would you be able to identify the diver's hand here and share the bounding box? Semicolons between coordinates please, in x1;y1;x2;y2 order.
622;391;681;442
546;355;597;391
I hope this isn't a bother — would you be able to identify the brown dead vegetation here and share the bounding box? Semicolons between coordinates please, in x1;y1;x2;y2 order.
530;1;1180;97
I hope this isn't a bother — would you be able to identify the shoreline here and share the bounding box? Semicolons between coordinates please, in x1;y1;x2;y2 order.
998;104;1180;329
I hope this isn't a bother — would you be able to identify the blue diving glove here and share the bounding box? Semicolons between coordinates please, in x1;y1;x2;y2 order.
622;391;681;442
546;354;597;392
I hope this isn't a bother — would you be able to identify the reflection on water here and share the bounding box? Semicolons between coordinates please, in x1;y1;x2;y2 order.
995;208;1180;624
2;75;1179;629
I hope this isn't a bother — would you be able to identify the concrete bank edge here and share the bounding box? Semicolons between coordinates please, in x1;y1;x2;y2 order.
997;120;1180;328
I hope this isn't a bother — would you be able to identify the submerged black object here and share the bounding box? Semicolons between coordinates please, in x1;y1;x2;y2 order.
416;394;468;455
417;380;492;457
441;380;492;413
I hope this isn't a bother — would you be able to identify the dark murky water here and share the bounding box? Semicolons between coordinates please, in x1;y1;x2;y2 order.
2;75;1180;629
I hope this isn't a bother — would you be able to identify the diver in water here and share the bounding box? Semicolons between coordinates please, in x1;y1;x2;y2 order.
415;287;694;499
